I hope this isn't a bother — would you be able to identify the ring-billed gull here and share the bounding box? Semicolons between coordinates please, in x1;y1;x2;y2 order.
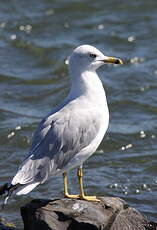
0;45;123;205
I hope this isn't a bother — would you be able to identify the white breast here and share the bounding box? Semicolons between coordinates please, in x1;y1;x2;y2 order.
61;72;109;171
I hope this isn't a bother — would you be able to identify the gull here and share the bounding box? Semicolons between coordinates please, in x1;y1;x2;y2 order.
0;45;123;205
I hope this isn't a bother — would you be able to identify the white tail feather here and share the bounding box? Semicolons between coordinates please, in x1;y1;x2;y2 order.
16;182;40;195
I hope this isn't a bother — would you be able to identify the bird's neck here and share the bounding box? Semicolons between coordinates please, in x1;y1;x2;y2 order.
69;70;106;100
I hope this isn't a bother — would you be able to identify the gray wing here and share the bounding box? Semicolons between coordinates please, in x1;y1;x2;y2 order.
13;101;100;185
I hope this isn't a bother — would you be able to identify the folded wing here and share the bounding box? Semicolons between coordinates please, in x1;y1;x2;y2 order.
12;101;100;186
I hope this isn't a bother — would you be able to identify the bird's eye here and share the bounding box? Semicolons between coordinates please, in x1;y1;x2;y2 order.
89;53;97;58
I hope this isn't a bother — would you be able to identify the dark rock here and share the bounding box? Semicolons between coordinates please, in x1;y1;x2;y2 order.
20;197;157;230
0;217;17;230
145;222;157;230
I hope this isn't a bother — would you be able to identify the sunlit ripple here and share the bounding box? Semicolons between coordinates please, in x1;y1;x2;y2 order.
1;0;157;228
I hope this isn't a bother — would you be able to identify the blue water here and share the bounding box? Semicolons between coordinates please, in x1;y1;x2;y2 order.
0;0;157;228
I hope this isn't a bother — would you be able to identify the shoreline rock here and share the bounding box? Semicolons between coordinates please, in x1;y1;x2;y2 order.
20;197;157;230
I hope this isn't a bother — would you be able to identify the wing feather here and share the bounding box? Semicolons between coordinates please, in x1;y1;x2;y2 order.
12;100;101;185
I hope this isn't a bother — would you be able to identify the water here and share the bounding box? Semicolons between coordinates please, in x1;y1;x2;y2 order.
0;0;157;228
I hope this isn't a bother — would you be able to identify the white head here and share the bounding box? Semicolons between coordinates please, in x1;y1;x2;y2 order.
68;45;123;74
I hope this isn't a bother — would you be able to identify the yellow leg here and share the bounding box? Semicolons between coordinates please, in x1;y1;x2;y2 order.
63;172;79;198
77;167;100;202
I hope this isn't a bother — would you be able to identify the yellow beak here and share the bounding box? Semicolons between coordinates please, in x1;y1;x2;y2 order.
103;57;123;65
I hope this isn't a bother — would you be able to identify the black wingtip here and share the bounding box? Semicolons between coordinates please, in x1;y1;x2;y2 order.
0;183;10;209
1;196;9;210
0;183;9;196
0;183;21;208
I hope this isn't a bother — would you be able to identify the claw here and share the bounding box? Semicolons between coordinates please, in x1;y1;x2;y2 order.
64;194;79;199
79;195;100;202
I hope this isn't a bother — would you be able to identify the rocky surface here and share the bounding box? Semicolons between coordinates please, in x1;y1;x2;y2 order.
20;197;157;230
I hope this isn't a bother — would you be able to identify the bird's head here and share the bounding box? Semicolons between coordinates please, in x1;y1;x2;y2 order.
67;45;123;72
